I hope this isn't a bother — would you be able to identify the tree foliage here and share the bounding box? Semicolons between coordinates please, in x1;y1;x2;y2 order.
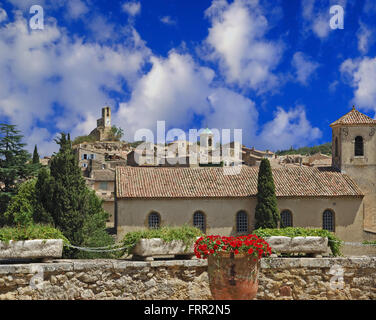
254;159;280;229
33;133;114;258
108;125;124;141
0;124;34;220
275;142;332;156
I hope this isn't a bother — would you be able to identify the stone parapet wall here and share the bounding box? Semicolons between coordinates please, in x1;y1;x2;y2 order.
0;257;375;300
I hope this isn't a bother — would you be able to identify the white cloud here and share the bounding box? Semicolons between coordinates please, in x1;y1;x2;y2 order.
0;7;7;23
6;0;46;10
0;15;150;156
66;0;89;20
340;57;376;112
291;52;320;85
301;0;347;40
122;1;141;17
203;0;283;92
259;106;322;150
115;51;215;141
160;16;176;26
357;21;373;55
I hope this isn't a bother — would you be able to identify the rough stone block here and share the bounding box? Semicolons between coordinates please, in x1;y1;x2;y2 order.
265;236;328;254
0;240;63;260
132;238;195;258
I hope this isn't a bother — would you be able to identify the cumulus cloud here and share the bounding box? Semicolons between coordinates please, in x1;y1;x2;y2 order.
340;57;376;112
291;52;320;85
202;0;283;92
0;15;150;155
0;0;322;155
122;1;141;17
259;106;322;150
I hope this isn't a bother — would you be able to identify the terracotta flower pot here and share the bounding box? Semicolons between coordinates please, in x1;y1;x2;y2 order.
207;251;260;300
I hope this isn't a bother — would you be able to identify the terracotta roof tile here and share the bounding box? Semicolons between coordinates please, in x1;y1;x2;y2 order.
330;106;376;126
116;166;363;199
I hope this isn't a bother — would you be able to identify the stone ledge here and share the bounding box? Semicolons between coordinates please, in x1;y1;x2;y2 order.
0;257;375;274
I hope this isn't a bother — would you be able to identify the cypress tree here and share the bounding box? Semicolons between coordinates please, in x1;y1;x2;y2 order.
48;133;88;245
36;133;114;258
254;158;280;229
32;145;40;164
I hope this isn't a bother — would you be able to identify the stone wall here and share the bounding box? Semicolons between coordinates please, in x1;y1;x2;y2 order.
0;257;375;300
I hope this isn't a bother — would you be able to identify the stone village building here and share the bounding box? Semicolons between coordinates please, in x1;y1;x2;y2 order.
114;107;376;256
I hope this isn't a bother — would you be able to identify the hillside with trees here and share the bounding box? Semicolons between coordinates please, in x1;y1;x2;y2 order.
275;142;332;156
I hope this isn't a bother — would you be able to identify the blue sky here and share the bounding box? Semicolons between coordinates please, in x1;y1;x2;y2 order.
0;0;376;156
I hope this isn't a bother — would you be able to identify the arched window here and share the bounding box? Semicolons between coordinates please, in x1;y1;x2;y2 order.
335;137;338;157
193;211;206;233
280;210;293;228
355;136;364;156
236;211;248;234
323;210;335;232
148;212;160;229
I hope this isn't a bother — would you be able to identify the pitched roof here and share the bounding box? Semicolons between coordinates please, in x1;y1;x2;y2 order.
116;166;363;199
91;169;115;181
330;106;376;126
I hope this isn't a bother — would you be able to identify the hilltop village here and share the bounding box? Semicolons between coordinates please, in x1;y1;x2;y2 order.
35;106;376;256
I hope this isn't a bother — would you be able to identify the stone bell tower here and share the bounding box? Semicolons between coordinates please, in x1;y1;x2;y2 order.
89;106;112;141
330;106;376;233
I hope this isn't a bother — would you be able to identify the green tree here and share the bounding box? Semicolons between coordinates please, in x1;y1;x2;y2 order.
254;159;280;229
4;179;37;226
0;124;33;220
36;133;114;258
108;125;124;141
32;145;39;164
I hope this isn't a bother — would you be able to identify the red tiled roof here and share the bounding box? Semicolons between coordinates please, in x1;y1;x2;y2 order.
330;106;376;126
116;166;363;199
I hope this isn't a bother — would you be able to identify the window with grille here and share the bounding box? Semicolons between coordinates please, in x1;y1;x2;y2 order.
323;210;334;232
193;212;206;233
280;210;293;228
236;211;248;233
355;136;364;156
148;212;160;229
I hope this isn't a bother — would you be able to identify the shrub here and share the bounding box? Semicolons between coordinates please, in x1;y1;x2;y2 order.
0;224;69;244
253;227;342;256
4;179;37;226
122;225;204;256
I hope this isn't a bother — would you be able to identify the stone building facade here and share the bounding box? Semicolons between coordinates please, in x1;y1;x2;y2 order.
89;106;113;141
114;107;376;255
331;106;376;234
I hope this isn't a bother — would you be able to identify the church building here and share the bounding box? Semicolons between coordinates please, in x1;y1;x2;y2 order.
114;107;376;255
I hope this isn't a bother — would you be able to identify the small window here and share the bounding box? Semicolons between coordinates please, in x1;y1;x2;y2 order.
148;212;160;229
323;210;335;232
193;211;206;233
208;138;212;147
355;136;364;156
99;182;108;190
90;154;96;160
280;210;293;228
236;211;248;234
83;154;88;160
82;163;88;168
335;137;338;157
